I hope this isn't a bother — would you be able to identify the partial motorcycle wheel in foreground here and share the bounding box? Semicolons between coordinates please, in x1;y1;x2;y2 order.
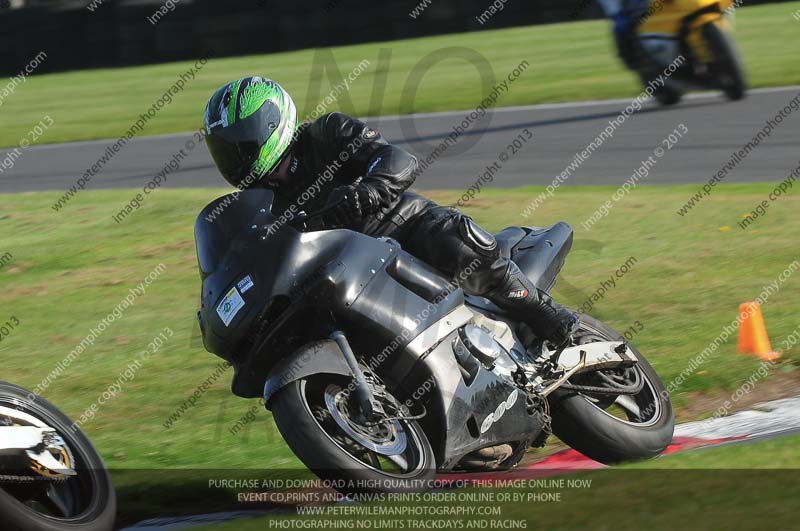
0;382;116;531
271;371;436;494
548;314;675;464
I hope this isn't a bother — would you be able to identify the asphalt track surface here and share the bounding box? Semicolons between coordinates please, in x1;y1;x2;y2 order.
2;86;799;195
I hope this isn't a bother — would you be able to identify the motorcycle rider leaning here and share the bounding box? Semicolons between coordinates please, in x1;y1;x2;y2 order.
203;76;578;347
596;0;656;75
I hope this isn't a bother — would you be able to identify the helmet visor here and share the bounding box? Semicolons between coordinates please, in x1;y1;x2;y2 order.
206;100;283;187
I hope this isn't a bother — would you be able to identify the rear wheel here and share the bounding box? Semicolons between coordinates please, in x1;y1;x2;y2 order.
548;315;674;464
653;81;684;106
703;21;746;101
0;382;116;531
271;373;436;493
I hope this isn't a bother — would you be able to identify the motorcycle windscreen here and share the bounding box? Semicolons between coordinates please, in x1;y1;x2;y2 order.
194;189;275;277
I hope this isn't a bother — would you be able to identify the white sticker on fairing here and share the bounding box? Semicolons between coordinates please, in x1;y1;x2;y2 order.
237;275;254;293
216;287;245;327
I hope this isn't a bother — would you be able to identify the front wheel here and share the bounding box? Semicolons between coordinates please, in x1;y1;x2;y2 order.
703;21;747;101
548;315;674;464
270;373;436;493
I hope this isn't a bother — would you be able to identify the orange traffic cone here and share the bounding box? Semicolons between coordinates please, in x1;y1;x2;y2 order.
737;302;780;361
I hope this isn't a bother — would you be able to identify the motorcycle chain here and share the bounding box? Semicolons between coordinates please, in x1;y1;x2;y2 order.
0;446;75;483
0;472;70;484
560;379;644;395
540;396;553;438
527;394;552;448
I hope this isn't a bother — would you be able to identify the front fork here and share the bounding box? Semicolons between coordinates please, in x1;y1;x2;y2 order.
330;331;376;423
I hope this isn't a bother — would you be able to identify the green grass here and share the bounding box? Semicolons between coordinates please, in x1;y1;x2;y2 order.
112;436;800;527
192;436;800;531
624;433;800;468
1;2;799;147
4;184;799;527
1;184;799;474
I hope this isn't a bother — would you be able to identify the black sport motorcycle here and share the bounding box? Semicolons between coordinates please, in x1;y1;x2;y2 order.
0;382;116;531
194;189;674;491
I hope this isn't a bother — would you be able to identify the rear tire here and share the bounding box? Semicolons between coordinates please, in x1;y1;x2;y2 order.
0;382;116;531
703;21;746;101
653;81;684;106
548;316;674;464
271;375;436;493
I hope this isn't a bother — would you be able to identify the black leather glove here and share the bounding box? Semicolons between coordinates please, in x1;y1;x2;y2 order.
550;307;580;348
322;184;377;228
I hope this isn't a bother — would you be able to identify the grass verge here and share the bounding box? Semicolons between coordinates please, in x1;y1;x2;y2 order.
1;184;798;473
1;2;799;147
189;436;800;531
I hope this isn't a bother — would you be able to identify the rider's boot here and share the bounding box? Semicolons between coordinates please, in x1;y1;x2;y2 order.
485;261;579;346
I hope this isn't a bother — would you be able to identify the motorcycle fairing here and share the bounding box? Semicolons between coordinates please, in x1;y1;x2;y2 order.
637;0;730;36
195;190;465;398
195;190;554;465
637;0;732;65
405;329;544;469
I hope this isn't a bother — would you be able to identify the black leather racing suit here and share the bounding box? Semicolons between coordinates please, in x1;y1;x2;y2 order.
269;112;576;344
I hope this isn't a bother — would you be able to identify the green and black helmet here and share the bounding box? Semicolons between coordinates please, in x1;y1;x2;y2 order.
204;76;297;188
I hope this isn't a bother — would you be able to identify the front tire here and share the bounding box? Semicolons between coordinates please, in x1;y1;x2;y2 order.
270;374;436;493
548;315;674;464
703;21;746;101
